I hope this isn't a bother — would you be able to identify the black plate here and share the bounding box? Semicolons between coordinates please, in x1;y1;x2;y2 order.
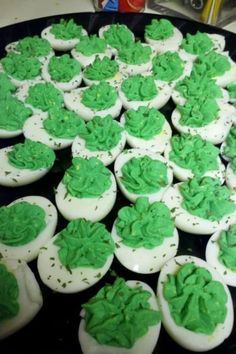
1;11;236;354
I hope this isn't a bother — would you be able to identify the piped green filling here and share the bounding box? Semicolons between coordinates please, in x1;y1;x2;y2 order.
121;75;157;101
63;157;112;198
16;35;51;58
54;218;114;269
118;41;152;65
116;197;174;249
121;155;168;194
81;82;117;110
0;96;32;131
0;73;16;100
103;24;134;51
83;277;161;348
0;202;46;246
181;31;213;55
48;54;81;82
50;19;83;40
227;83;236;99
152;51;184;81
145;18;174;40
193;51;231;79
223;126;236;160
75;35;107;56
164;263;227;334
180;176;236;221
218;224;236;271
26;82;64;111
83;57;119;81
0;263;19;322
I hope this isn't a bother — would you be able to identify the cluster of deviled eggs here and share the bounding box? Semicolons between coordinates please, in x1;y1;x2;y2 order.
1;14;236;354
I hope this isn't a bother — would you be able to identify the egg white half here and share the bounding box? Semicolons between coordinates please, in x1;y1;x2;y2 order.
0;145;53;187
0;196;57;262
145;27;183;54
164;142;226;183
64;87;122;121
71;126;126;166
118;79;172;111
23;112;75;150
120;113;172;154
157;255;234;352
226;162;236;192
71;48;112;68
41;26;88;51
111;220;179;274
37;232;113;293
162;183;236;235
79;280;161;354
0;258;43;340
114;148;173;203
55;172;117;222
98;25;135;56
171;103;235;145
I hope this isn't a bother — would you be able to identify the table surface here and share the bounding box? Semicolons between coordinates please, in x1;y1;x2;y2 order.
0;0;236;33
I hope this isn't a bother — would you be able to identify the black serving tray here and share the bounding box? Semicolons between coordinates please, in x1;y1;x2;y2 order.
1;11;236;354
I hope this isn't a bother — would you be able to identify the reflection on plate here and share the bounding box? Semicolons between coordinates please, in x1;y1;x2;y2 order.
1;11;236;354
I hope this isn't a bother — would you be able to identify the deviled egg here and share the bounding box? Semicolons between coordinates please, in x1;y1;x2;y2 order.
79;277;161;354
0;258;43;340
162;176;236;235
0;196;57;262
157;255;234;352
114;148;173;203
55;156;117;221
37;218;114;293
64;81;122;121
111;197;179;274
0;139;56;187
71;115;126;166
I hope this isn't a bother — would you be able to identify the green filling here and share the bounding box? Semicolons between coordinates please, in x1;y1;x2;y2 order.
0;96;32;131
50;18;83;40
16;35;51;58
0;202;46;246
175;72;222;100
181;31;213;55
223;126;236;160
152;51;185;81
116;197;174;249
63;157;112;198
43;107;85;139
145;18;174;40
83;277;161;348
78;115;123;151
169;134;219;176
118;41;152;65
0;263;19;322
124;106;165;140
121;75;157;101
103;24;134;51
164;263;227;334
8;139;56;170
121;155;168;194
26;82;64;111
178;97;219;127
193;51;231;79
54;219;114;269
0;73;16;100
1;52;41;81
218;224;236;271
75;35;106;56
227;83;236;99
180;176;236;221
83;57;119;81
48;54;81;82
81;82;117;110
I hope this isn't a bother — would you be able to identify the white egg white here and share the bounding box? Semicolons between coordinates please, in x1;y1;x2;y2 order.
79;280;161;354
114;148;173;203
164;141;226;183
171;103;235;145
0;128;23;139
64;87;122;121
157;255;234;352
162;182;236;235
41;57;82;92
206;228;236;287
37;231;113;293
220;141;230;162
120;112;172;154
0;196;57;262
0;258;43;340
215;53;236;87
98;25;135;56
0;145;53;187
0;62;42;89
41;26;88;51
226;162;236;192
119;79;172;111
71;48;112;68
23;112;75;150
71;125;126;166
55;172;117;222
145;27;183;54
111;219;179;274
